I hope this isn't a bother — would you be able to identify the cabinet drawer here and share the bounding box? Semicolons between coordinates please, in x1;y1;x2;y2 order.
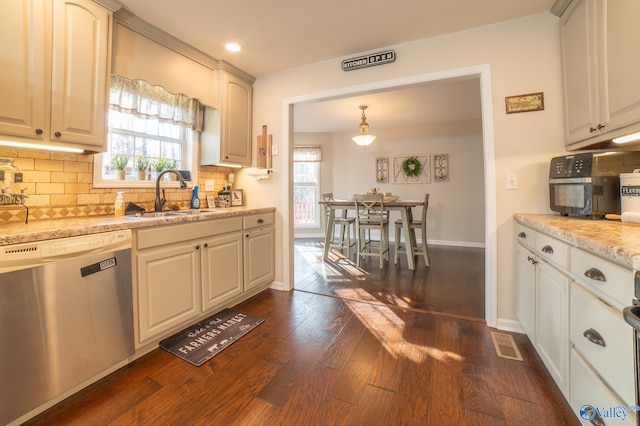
515;222;536;250
137;217;243;249
570;349;636;425
243;212;274;230
570;247;633;306
535;233;569;270
570;282;635;406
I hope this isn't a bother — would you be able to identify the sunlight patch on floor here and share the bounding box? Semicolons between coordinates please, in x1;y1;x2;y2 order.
336;288;462;364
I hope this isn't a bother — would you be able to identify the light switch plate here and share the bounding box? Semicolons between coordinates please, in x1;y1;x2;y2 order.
505;173;518;190
205;179;214;191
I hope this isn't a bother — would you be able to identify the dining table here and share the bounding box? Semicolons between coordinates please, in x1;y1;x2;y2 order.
318;198;425;270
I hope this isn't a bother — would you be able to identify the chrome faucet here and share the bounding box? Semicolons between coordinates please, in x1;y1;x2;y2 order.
154;169;187;212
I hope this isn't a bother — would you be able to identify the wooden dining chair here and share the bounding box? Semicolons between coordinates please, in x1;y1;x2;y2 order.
354;193;389;269
394;193;430;267
322;193;356;256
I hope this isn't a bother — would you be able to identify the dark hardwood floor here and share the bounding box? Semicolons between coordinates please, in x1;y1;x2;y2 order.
25;288;578;425
295;239;485;320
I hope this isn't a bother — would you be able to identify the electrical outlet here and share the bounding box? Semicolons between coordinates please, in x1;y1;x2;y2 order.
505;173;518;190
272;144;279;156
205;179;214;191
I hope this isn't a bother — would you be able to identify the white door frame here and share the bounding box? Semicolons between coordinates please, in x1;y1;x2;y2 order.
280;64;498;327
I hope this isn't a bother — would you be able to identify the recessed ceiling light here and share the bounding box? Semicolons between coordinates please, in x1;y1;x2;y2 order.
225;43;241;52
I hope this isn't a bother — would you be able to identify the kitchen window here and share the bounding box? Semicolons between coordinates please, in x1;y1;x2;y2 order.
93;75;204;188
293;146;321;228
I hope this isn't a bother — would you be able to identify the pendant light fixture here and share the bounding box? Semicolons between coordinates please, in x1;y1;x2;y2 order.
352;105;376;147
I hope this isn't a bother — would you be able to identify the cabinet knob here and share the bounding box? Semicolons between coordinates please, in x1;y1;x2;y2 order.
54;131;62;137
527;256;538;265
204;243;208;248
584;267;606;282
195;245;200;250
518;231;527;239
257;218;264;224
583;328;606;347
589;127;597;133
541;245;554;254
597;124;605;130
35;128;43;135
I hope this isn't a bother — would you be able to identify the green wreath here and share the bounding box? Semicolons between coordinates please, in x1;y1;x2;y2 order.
401;156;422;178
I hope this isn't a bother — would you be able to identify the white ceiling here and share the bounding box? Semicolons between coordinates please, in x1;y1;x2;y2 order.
118;0;556;132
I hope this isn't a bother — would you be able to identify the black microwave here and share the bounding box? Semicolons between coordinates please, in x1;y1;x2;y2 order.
548;152;631;218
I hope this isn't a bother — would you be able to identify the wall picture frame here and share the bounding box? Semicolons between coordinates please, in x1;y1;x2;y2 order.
505;92;544;114
376;157;389;183
434;154;449;182
231;189;243;206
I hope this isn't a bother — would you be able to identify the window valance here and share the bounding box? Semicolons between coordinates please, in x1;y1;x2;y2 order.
109;74;204;131
293;146;322;162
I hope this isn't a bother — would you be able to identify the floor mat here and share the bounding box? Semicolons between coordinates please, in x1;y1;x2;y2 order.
491;331;523;361
159;308;264;366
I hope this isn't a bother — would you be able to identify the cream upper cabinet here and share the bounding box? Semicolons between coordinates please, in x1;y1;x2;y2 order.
0;0;115;152
201;70;253;167
561;0;640;148
0;1;46;139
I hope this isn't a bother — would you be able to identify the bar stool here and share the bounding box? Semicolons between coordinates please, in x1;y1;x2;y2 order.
394;193;430;267
322;193;356;256
354;193;389;269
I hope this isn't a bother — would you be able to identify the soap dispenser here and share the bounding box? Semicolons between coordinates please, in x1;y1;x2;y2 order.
190;185;200;209
114;192;125;216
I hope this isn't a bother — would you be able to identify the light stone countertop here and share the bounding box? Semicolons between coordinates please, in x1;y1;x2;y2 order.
0;206;276;246
514;213;640;270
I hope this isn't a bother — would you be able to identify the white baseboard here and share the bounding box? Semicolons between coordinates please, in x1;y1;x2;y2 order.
495;318;525;334
293;234;485;249
269;280;287;291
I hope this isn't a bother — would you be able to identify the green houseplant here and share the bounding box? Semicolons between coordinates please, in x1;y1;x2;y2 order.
111;153;128;180
134;156;151;180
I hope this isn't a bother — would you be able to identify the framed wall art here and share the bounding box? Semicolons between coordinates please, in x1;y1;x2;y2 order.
376;157;389;183
231;189;243;206
434;154;449;182
391;154;430;184
505;92;544;114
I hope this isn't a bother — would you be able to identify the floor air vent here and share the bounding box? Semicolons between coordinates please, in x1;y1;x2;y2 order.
491;331;523;361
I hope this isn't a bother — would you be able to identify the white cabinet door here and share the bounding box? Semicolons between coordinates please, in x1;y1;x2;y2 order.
50;0;111;149
0;0;46;139
516;244;536;341
136;240;201;345
536;260;570;397
561;0;640;146
220;72;252;166
600;0;640;132
244;227;274;291
201;231;244;311
560;0;600;144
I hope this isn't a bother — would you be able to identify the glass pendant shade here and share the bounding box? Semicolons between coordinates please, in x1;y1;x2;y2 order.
353;105;376;147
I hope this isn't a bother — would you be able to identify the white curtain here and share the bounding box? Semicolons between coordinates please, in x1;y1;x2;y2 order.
109;74;204;131
293;146;322;162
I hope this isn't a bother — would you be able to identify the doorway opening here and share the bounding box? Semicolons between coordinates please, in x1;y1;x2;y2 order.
282;64;497;327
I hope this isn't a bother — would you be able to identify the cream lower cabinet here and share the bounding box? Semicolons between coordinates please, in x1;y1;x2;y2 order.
243;213;275;291
515;223;570;398
515;219;636;423
134;217;246;347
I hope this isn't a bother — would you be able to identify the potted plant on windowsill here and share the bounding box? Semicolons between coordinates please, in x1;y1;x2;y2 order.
111;153;128;180
134;156;151;180
164;158;179;180
152;158;168;180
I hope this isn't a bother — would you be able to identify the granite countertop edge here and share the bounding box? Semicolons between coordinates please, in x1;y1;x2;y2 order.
0;206;276;246
514;213;640;269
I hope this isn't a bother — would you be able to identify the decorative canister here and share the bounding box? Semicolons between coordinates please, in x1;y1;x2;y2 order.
217;188;231;208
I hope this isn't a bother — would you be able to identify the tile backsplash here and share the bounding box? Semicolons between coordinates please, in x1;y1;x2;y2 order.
0;147;233;223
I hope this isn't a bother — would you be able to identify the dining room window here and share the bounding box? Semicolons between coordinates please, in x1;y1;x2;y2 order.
293;146;322;228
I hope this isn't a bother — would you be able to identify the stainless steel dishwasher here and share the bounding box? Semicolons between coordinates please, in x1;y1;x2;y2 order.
0;230;134;425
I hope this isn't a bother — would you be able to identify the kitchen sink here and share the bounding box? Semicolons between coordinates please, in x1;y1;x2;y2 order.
127;209;220;219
